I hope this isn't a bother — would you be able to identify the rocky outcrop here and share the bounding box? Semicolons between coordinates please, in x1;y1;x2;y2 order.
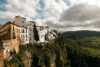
22;50;33;67
28;39;68;67
0;41;4;67
4;36;69;67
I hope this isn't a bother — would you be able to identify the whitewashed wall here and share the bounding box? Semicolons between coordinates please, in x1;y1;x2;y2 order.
19;27;29;44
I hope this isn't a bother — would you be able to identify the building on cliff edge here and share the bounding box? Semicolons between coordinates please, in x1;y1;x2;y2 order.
0;16;57;61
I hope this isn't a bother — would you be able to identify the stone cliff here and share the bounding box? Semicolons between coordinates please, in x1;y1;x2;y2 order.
4;35;70;67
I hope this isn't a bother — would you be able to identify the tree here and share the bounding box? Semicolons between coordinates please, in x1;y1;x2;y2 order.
33;24;39;42
53;30;57;34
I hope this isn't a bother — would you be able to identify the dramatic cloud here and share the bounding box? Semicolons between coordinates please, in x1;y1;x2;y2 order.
60;4;100;22
0;0;100;32
0;0;40;22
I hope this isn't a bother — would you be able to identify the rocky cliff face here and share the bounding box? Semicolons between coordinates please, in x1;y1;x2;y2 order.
4;36;70;67
22;36;69;67
28;37;69;67
22;50;33;67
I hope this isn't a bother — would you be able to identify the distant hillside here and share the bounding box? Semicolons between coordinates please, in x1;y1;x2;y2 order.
62;30;100;36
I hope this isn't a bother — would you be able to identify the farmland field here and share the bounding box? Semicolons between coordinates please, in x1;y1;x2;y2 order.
65;36;100;47
83;47;100;56
65;35;100;56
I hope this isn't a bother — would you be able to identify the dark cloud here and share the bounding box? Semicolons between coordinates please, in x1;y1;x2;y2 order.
45;3;100;32
60;3;100;22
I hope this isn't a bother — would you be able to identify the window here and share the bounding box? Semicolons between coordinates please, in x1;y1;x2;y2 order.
26;34;27;38
30;27;32;31
13;25;14;31
26;30;27;33
23;29;24;33
22;29;24;33
22;21;24;23
13;32;16;39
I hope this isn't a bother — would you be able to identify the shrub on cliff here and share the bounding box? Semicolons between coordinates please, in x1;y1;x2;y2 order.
40;61;45;67
45;52;54;63
64;38;89;67
4;45;33;67
54;44;61;54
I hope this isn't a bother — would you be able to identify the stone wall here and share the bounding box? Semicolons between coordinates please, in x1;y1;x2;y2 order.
3;39;19;60
0;41;4;67
0;23;11;40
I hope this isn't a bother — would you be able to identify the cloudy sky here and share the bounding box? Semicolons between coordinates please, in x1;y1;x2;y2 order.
0;0;100;32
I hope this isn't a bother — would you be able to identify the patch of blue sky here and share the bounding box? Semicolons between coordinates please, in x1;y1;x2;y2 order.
55;0;59;3
36;9;43;14
63;0;71;6
0;19;6;25
0;0;7;4
39;0;45;9
40;16;49;19
32;16;49;21
0;6;6;11
32;17;38;21
0;0;7;11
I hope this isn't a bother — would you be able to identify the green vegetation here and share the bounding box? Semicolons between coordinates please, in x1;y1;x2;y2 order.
40;61;45;67
4;34;100;67
65;35;100;47
83;47;100;56
54;44;61;54
63;35;100;67
65;35;100;56
4;44;33;67
64;38;91;67
62;51;66;63
46;52;54;63
33;24;39;41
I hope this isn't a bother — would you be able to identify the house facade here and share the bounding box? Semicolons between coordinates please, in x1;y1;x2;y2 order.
14;16;29;44
27;21;36;44
36;26;56;43
0;22;20;60
18;27;29;44
14;16;27;28
14;16;56;44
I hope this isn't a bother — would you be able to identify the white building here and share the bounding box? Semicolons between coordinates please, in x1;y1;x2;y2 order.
14;16;29;44
45;33;55;41
14;16;27;28
27;21;36;44
18;27;29;44
36;26;46;43
14;16;57;44
36;26;56;43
